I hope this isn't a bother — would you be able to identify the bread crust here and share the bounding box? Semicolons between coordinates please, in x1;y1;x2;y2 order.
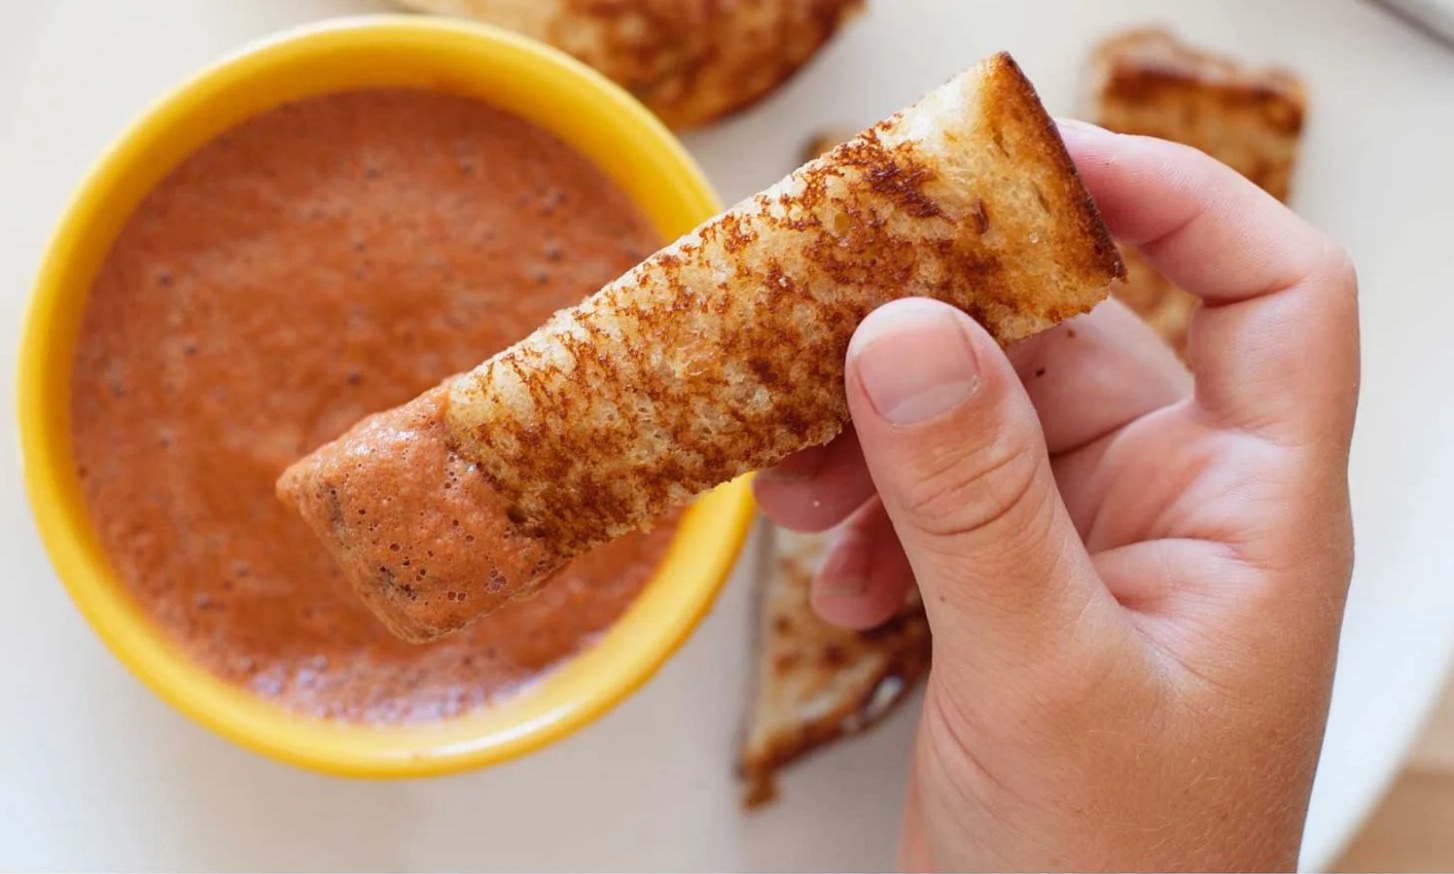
394;0;864;129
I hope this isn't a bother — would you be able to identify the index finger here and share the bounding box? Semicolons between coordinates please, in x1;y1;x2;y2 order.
1058;121;1360;451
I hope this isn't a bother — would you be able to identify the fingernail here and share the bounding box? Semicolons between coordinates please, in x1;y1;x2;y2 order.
756;444;828;483
850;299;980;425
815;528;869;598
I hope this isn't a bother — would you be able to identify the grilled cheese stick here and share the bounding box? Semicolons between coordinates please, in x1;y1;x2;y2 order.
279;52;1125;642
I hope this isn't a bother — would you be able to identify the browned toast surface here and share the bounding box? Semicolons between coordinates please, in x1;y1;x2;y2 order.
394;0;863;129
1091;27;1306;201
739;527;930;807
448;52;1123;561
1089;28;1307;353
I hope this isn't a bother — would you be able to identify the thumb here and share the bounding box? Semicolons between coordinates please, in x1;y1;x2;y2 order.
845;298;1106;669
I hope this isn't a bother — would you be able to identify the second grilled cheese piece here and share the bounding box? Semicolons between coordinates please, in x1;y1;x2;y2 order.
1088;28;1307;353
1090;27;1306;201
393;0;863;129
739;527;930;807
280;52;1125;642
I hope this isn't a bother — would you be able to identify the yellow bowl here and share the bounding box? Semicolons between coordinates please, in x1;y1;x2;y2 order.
18;15;753;778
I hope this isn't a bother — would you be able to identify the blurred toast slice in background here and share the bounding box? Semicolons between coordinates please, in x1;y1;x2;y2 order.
1088;27;1308;354
392;0;863;129
739;526;931;807
1091;27;1307;201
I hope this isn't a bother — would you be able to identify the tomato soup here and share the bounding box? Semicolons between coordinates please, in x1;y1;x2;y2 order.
69;89;672;723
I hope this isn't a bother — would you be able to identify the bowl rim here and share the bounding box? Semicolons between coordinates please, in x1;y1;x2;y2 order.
17;14;755;779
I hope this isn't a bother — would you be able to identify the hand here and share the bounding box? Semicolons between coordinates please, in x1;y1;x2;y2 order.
753;122;1360;872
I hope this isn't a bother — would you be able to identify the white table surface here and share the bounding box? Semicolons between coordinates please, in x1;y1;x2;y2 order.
3;0;1453;870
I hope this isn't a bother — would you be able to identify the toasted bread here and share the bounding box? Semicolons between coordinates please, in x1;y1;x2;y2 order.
447;53;1122;556
739;525;930;807
280;52;1124;642
1088;27;1307;353
392;0;862;129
